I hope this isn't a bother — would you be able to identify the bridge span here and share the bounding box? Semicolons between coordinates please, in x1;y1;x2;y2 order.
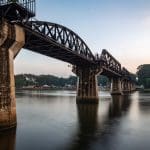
0;0;135;130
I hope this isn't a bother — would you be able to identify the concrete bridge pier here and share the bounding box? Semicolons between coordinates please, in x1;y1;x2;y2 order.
110;78;122;95
74;67;100;104
0;20;25;130
127;81;132;92
128;82;135;92
130;82;136;92
122;80;130;94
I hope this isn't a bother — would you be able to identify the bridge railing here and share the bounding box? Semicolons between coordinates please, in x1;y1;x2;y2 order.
122;67;130;75
0;0;35;16
122;67;130;77
95;49;122;73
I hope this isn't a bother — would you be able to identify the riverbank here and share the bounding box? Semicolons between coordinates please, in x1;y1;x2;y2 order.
16;87;76;91
144;89;150;92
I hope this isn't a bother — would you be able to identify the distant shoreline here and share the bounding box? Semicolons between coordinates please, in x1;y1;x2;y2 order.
143;89;150;92
16;87;110;92
16;87;76;91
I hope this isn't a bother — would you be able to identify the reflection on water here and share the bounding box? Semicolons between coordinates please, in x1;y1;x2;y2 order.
0;91;150;150
69;105;99;150
0;129;16;150
109;95;131;117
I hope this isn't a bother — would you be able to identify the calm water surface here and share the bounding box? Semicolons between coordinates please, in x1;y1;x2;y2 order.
0;90;150;150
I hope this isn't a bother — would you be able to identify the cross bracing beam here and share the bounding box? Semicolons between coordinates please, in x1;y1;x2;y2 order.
22;21;95;64
18;21;132;79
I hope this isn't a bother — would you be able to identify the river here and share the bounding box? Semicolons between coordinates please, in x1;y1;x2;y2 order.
0;90;150;150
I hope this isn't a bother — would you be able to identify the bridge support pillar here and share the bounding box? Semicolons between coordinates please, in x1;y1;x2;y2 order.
130;83;135;91
128;81;132;92
0;20;25;130
110;78;122;95
127;82;135;92
122;80;130;94
74;67;100;104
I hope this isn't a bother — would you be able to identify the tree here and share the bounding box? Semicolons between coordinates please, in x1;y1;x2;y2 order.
137;64;150;89
97;75;109;86
15;74;110;89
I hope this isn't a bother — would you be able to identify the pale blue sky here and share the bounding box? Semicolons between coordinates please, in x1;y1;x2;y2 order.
14;0;150;76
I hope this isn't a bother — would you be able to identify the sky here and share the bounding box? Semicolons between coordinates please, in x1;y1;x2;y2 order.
14;0;150;77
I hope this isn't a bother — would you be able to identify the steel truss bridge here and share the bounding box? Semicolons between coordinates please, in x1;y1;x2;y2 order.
0;0;133;79
23;21;131;79
0;0;136;106
0;0;136;130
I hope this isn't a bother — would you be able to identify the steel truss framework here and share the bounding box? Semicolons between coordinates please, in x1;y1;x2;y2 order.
26;21;95;61
0;0;133;81
21;21;132;80
22;21;95;66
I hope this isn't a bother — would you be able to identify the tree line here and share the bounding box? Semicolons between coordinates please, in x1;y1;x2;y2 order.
16;65;149;89
15;74;109;88
137;64;150;89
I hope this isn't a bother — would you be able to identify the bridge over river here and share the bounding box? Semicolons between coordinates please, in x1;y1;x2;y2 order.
0;0;135;130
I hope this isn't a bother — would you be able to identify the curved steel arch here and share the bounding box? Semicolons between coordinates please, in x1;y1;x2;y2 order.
26;21;95;61
23;20;133;79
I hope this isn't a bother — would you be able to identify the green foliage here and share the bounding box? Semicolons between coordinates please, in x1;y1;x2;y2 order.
15;74;77;88
97;75;109;86
15;74;36;88
15;74;109;88
137;64;150;88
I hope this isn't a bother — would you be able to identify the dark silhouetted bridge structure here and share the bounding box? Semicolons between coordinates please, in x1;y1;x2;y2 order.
0;0;135;130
